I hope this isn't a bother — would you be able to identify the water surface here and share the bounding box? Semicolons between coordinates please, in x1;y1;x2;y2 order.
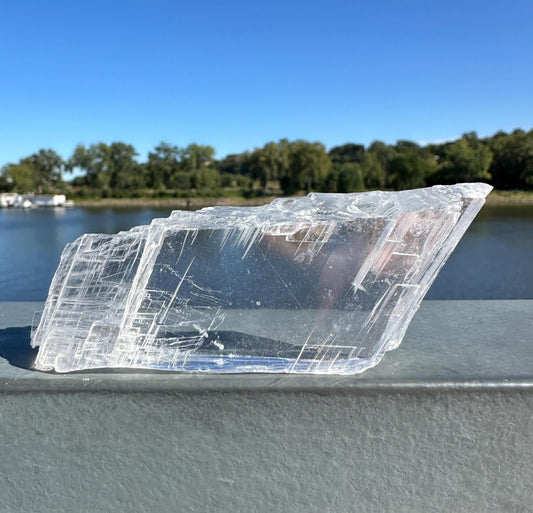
0;204;532;301
426;204;533;299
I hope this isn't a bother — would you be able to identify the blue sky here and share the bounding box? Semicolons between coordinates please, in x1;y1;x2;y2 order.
1;0;532;165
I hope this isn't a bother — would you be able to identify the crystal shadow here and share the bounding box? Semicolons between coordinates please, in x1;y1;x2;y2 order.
0;326;38;370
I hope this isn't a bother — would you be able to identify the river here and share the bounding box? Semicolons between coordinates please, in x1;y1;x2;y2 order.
0;204;532;301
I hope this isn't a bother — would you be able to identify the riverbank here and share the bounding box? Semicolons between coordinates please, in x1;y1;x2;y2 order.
72;189;533;208
73;196;278;208
485;189;533;205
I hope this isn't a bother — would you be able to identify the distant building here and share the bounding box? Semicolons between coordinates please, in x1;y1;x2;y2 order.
0;193;18;207
0;193;72;208
29;194;67;207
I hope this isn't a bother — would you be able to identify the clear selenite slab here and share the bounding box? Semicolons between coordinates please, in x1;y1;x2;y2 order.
31;183;492;374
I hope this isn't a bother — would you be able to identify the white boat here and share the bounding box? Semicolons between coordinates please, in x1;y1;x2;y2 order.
0;193;74;208
0;193;18;208
30;194;67;207
12;196;33;208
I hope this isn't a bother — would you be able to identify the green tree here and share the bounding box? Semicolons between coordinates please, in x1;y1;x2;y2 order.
336;162;365;192
192;167;220;190
172;172;192;190
367;141;396;188
249;141;286;191
395;140;425;155
181;144;215;172
68;143;111;193
217;153;252;177
22;149;65;192
0;174;13;192
68;142;141;195
432;136;492;184
108;142;142;191
323;168;339;192
329;143;365;164
1;162;35;192
279;141;330;195
277;138;291;178
145;142;182;189
360;152;384;189
521;129;533;187
489;129;533;189
388;150;436;190
248;148;268;190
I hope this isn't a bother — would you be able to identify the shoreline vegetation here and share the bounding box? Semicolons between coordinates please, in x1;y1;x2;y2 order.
2;128;532;204
73;195;278;208
485;189;533;205
72;189;533;209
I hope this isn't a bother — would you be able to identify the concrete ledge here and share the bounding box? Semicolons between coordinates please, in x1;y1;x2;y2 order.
1;301;532;512
1;300;532;392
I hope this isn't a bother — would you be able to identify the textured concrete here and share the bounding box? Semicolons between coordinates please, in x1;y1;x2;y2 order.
0;301;532;512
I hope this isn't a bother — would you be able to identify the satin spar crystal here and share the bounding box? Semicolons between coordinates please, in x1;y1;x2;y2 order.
31;183;492;373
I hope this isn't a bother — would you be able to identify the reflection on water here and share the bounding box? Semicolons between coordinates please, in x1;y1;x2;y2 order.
426;204;533;300
0;206;174;302
0;204;532;301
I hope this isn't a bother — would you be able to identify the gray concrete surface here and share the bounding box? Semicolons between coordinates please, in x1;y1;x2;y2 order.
0;301;532;512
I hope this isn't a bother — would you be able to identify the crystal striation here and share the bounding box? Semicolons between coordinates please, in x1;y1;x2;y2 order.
31;183;492;374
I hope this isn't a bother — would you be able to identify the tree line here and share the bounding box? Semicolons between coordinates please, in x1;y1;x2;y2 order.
1;128;532;198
